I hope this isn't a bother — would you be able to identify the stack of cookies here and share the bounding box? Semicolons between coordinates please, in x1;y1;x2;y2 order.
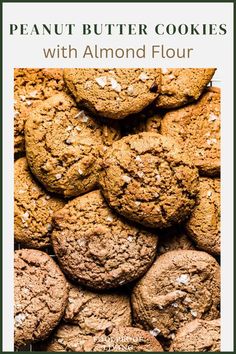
14;68;221;352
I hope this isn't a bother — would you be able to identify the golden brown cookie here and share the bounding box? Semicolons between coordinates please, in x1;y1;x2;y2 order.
14;68;65;156
156;68;216;108
14;157;65;248
83;327;163;352
14;249;69;349
64;282;132;329
100;132;199;228
132;250;220;343
170;319;220;352
25;92;121;197
64;68;161;119
161;87;220;176
52;190;158;289
185;177;220;255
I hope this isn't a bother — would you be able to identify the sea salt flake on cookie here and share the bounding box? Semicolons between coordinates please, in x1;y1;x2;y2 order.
55;173;62;180
209;112;218;122
29;90;38;98
109;77;122;93
21;211;30;223
176;274;190;285
95;76;107;88
122;175;131;183
127;85;134;95
190;309;198;317
139;72;149;82
149;328;161;337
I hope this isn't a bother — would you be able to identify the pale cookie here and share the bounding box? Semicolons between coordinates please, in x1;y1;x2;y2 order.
100;132;199;228
25;92;121;197
156;68;216;108
64;68;161;119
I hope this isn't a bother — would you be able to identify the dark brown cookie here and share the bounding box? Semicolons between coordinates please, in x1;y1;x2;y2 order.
64;282;132;330
52;190;158;289
185;177;220;255
132;250;220;342
83;327;163;352
100;132;199;228
14;157;65;248
64;68;161;119
161;87;220;176
14;68;65;156
156;68;216;109
170;319;220;352
14;249;69;349
25;92;121;197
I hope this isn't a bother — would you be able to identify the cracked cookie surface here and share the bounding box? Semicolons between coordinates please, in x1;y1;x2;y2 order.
14;157;65;248
25;92;120;197
100;132;199;228
64;68;161;119
161;87;220;176
52;190;158;289
64;282;132;329
83;326;163;352
170;319;220;352
156;68;216;109
14;249;69;349
35;324;89;352
131;250;220;343
14;68;65;156
185;177;220;255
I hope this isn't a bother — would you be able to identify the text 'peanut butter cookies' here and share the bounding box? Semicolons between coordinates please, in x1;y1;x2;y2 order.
14;157;65;248
100;132;199;228
64;68;161;119
14;68;65;156
64;283;132;329
185;177;220;255
170;318;220;352
25;92;120;197
14;249;68;349
156;68;216;109
132;250;220;342
52;190;158;290
161;87;220;176
83;327;163;352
